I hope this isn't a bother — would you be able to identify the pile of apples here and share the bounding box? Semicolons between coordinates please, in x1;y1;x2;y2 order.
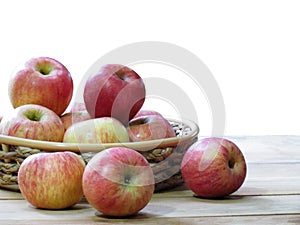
1;57;176;144
0;56;247;217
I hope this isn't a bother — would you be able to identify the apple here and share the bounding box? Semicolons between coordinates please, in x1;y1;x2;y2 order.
70;102;87;113
83;64;146;125
0;104;65;142
82;147;155;217
60;110;91;130
181;137;247;198
18;151;85;209
8;56;73;115
134;109;163;118
63;117;130;144
127;115;176;142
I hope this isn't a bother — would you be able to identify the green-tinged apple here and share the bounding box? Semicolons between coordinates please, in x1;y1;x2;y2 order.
133;109;163;118
0;104;64;142
181;138;247;198
9;56;73;115
83;64;146;124
127;115;176;142
82;147;155;217
60;110;91;130
18;151;85;209
63;117;129;144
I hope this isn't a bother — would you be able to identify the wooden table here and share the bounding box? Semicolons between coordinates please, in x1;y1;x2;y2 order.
0;136;299;224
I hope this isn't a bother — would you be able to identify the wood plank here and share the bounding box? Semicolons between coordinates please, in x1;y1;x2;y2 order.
0;215;299;225
0;188;22;200
148;194;300;217
0;195;299;223
237;162;300;195
225;135;300;163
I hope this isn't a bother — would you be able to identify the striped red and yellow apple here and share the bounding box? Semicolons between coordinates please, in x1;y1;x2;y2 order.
63;117;130;144
82;147;155;217
18;151;85;209
8;56;73;116
181;137;247;198
0;104;64;142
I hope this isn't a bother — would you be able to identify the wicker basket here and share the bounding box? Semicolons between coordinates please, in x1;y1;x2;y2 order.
0;118;199;192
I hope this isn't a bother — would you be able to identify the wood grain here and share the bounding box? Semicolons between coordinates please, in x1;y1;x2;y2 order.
0;195;299;224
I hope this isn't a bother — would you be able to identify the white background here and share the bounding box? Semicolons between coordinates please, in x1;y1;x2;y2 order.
0;0;299;136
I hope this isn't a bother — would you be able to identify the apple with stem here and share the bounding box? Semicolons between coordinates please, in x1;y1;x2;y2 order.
18;151;85;209
83;64;146;125
63;117;129;144
181;137;247;198
9;56;73;115
127;115;176;142
82;147;155;217
0;104;65;142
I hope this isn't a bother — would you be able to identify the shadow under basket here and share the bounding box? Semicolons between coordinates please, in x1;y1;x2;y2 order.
0;118;199;192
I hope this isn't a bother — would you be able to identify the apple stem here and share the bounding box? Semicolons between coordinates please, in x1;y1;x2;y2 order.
36;63;53;75
228;158;235;169
124;174;131;185
25;111;42;122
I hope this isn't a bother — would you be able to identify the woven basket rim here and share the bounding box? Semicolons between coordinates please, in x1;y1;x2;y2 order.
0;118;199;153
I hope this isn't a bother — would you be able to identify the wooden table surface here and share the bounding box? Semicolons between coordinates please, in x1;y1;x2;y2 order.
0;136;299;225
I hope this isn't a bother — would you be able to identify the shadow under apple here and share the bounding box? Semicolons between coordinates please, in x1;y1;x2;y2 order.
94;203;176;220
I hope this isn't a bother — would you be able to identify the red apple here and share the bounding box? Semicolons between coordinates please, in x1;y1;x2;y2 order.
181;137;247;198
134;109;163;118
82;147;155;217
0;104;64;142
9;56;73;115
60;110;91;130
127;115;176;142
18;151;85;209
63;117;129;144
83;64;146;125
